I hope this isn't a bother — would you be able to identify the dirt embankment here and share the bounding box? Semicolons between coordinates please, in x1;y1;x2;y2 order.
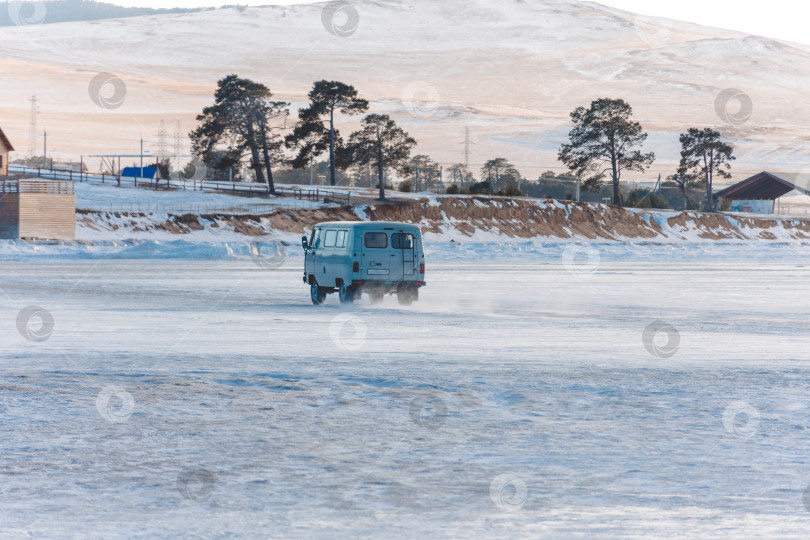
78;197;810;241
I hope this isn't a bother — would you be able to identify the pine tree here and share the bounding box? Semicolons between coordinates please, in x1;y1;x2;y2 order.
480;158;519;194
678;128;735;212
558;98;655;206
287;81;368;186
344;114;416;201
190;75;288;193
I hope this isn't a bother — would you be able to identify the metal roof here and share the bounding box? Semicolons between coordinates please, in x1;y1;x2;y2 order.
715;172;810;200
314;221;420;229
120;166;157;179
0;127;14;152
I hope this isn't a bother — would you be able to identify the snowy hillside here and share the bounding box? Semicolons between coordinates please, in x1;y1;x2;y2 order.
1;0;809;181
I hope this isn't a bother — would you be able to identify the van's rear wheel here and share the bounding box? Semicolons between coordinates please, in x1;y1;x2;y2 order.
311;282;326;305
397;286;418;305
339;282;356;304
368;290;384;305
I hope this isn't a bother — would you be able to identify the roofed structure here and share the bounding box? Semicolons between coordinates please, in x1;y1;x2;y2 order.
0;179;75;240
716;172;810;201
0;126;14;177
121;166;157;179
0;127;13;152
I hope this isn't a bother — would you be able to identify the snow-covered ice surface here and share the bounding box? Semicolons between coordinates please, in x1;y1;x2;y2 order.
3;244;810;538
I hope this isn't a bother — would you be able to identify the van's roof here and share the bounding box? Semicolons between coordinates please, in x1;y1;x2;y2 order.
314;221;421;230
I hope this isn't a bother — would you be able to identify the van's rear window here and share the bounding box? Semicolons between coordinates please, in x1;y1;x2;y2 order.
392;233;414;249
364;232;388;248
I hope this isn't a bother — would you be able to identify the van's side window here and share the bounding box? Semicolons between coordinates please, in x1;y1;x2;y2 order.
364;232;388;248
392;233;414;249
310;228;321;248
336;230;347;248
324;230;337;247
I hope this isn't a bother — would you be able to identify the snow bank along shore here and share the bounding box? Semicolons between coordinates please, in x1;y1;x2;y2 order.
76;195;810;243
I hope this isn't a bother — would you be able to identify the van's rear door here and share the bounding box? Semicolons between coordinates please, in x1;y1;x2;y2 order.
390;229;417;282
361;229;391;280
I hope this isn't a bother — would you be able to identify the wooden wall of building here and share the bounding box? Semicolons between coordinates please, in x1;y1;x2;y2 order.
0;151;8;177
18;193;76;240
0;193;20;239
0;181;76;241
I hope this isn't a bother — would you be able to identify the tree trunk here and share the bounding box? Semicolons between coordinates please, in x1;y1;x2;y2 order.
329;107;336;186
705;171;710;211
708;151;714;212
251;154;265;185
612;171;621;206
246;122;266;185
259;121;276;194
377;142;385;201
610;137;621;206
680;183;690;211
704;152;712;212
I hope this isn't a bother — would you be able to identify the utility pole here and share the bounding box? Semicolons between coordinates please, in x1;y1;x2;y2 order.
488;165;492;196
157;120;168;161
458;127;473;189
439;165;443;194
415;164;420;192
576;176;581;203
28;95;38;160
464;127;471;173
43;131;47;168
140;138;144;178
309;156;313;186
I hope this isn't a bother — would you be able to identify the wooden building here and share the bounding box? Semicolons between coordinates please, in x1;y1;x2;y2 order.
716;172;810;215
0;126;13;177
0;180;76;240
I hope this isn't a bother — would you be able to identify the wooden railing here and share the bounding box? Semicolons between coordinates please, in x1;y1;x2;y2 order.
8;164;353;206
0;180;74;194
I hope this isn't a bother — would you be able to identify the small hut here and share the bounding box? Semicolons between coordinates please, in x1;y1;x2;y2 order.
0;179;76;241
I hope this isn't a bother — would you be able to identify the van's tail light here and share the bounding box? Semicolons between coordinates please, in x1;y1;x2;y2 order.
353;262;359;272
420;263;425;274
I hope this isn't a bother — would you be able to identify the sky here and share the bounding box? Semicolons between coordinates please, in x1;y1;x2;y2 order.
107;0;810;45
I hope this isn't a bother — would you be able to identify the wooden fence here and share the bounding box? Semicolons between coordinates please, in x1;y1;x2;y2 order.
8;164;353;207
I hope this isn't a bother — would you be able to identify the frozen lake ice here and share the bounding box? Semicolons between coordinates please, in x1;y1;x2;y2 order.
2;246;810;538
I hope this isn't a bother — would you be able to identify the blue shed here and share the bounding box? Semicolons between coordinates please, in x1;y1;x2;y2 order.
121;166;157;179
